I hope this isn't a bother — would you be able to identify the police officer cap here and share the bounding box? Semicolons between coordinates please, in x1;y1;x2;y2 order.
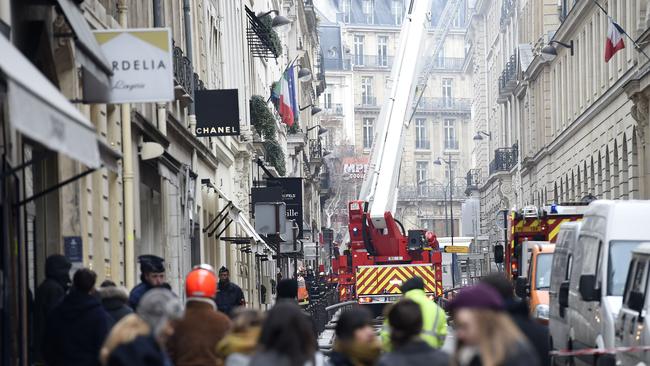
218;266;229;274
139;255;165;273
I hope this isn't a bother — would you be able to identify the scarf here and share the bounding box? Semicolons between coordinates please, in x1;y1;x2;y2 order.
333;339;382;366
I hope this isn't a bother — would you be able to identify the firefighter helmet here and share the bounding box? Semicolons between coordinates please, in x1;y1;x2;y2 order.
185;264;217;298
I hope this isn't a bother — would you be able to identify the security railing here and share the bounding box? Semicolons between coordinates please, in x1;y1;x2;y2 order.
417;97;471;111
173;45;194;96
498;54;517;97
398;184;466;200
352;55;394;68
489;142;518;175
431;57;465;70
444;139;460;150
323;57;352;71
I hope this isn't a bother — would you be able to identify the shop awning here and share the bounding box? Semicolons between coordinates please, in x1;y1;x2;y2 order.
0;35;101;168
55;0;113;102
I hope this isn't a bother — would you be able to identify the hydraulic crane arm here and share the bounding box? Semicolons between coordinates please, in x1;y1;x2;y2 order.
358;0;430;229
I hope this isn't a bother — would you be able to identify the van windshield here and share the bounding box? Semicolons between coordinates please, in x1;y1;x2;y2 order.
536;253;553;289
608;241;641;296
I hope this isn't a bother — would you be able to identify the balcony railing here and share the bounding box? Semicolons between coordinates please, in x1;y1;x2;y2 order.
323;57;352;71
431;57;465;70
489;143;518;175
173;45;194;97
245;6;281;59
415;140;431;150
310;138;324;161
500;0;516;29
325;103;344;116
416;97;471;111
498;54;517;98
444;139;459;150
357;96;377;107
398;185;466;201
352;55;394;68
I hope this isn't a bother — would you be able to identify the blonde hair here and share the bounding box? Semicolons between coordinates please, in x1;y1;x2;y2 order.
231;308;264;333
452;309;525;366
100;314;150;365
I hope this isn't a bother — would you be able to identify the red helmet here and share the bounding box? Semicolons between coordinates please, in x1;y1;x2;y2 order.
185;264;217;298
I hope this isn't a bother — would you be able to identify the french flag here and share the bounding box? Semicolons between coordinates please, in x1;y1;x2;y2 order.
605;17;625;62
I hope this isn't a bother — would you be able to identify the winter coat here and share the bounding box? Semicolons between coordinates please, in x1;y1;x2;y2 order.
215;282;245;317
34;255;71;362
377;340;449;366
167;299;232;366
505;299;550;366
107;335;172;366
128;281;153;310
249;350;325;366
216;326;261;366
327;339;382;366
98;286;133;324
457;342;540;366
43;290;112;366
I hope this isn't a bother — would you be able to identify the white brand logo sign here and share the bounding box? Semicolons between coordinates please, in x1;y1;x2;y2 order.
94;28;174;103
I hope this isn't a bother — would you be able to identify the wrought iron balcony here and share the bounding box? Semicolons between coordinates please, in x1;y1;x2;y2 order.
245;6;281;59
325;103;344;116
356;96;378;108
173;44;194;99
352;55;394;68
500;0;516;29
323;57;352;71
431;57;465;70
415;139;430;150
416;97;471;111
398;184;466;201
489;142;518;175
498;54;517;99
309;138;325;161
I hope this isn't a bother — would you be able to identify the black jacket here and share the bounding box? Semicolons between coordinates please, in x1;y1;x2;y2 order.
377;340;449;366
44;290;112;366
98;286;134;324
506;299;550;366
34;255;71;362
463;342;540;366
215;282;245;317
107;335;172;366
128;281;153;310
327;351;355;366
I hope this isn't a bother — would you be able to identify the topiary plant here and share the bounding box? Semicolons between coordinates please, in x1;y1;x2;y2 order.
263;138;286;176
250;95;276;140
259;15;282;56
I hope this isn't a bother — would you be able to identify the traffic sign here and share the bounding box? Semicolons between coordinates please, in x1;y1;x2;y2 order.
444;246;470;254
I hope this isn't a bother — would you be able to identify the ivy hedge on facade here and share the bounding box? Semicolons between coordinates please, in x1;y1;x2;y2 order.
259;16;282;56
250;95;286;176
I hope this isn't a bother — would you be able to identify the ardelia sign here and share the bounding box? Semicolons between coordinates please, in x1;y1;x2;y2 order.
94;28;174;103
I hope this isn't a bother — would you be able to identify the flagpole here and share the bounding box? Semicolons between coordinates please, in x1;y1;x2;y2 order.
591;0;650;62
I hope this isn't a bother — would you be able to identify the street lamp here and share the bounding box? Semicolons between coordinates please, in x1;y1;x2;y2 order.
299;104;322;116
541;40;574;57
258;10;292;31
292;65;312;82
473;131;492;141
306;124;328;135
433;155;454;247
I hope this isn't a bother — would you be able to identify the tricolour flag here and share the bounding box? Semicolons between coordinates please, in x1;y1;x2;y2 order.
605;17;625;62
279;70;295;126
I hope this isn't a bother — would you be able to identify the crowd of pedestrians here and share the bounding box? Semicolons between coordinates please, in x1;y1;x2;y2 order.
32;253;545;366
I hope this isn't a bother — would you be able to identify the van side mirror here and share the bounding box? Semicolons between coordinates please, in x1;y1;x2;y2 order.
559;281;570;308
494;244;504;264
515;276;529;298
628;291;645;314
579;274;601;302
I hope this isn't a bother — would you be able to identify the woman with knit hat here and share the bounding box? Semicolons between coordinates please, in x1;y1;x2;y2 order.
447;284;540;366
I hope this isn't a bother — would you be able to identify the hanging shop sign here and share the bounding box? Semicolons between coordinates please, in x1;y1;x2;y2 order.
94;28;174;103
194;89;241;136
268;178;304;239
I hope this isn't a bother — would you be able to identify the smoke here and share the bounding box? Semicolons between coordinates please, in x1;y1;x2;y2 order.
314;0;339;23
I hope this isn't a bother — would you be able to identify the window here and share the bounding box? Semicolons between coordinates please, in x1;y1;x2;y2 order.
378;36;388;67
361;77;374;105
362;0;374;24
536;253;553;289
340;0;351;22
443;119;457;149
442;78;453;106
416;161;429;184
392;0;403;25
354;35;364;65
363;118;374;149
435;48;445;68
453;0;467;27
420;219;435;231
608;241;641;296
565;255;573;281
444;161;458;179
324;91;332;109
415;118;429;149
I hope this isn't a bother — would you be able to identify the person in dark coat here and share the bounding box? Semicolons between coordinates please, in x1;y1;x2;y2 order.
34;254;71;363
377;300;448;366
215;266;245;317
167;264;232;366
276;278;299;302
103;288;183;366
129;255;166;310
98;280;133;324
43;268;112;366
481;273;550;366
328;307;381;366
447;284;540;366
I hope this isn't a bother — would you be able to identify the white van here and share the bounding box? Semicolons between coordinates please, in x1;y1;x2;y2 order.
566;200;650;365
549;221;582;363
614;243;650;366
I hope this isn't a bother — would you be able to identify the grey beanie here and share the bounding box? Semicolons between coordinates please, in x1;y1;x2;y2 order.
137;288;183;336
